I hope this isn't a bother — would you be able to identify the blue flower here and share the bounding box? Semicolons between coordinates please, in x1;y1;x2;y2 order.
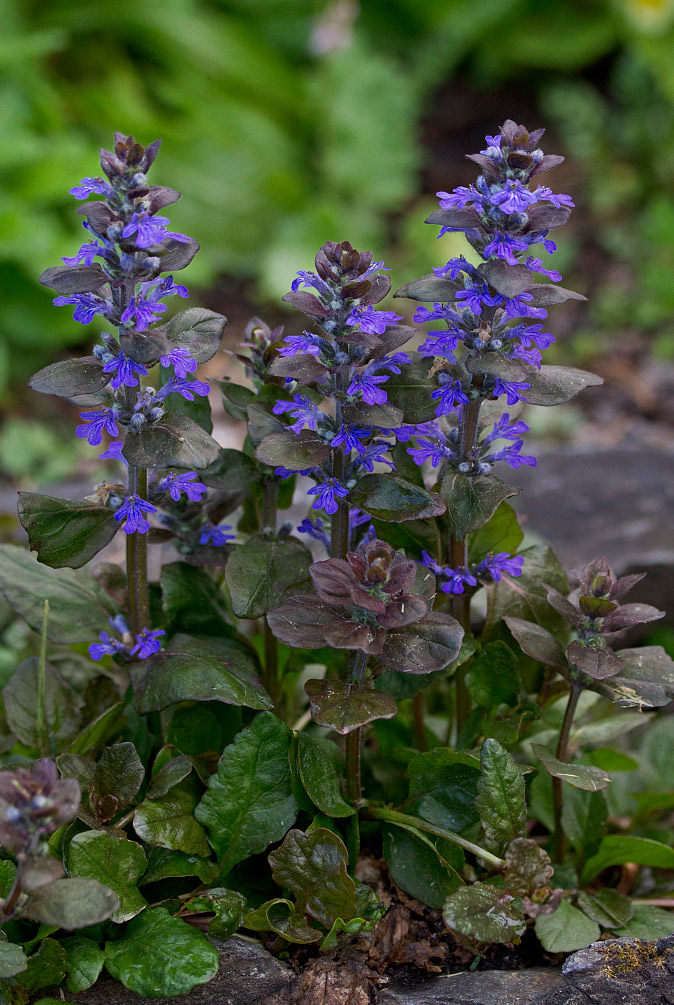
130;628;166;659
408;438;452;467
158;378;210;401
490;180;538;215
53;293;112;325
70;177;114;200
474;552;524;582
62;241;103;267
455;282;501;316
346;372;389;405
346;305;403;335
277;332;325;358
76;409;119;446
273;394;324;434
159;471;208;502
353;442;395;473
437;187;482;210
483;413;531;445
290;270;330;297
297;517;330;550
490;378;531;406
103;352;148;389
121;213;191;249
533;186;574;209
502;292;547;321
418;331;460;358
88;631;126;661
98;440;126;462
440;568;478;595
113;495;157;535
484;232;529;265
331;424;370;453
432;257;475;280
431;376;470;416
159;347;197;378
120;277;188;332
525;257;562;282
199;523;236;546
307;478;349;515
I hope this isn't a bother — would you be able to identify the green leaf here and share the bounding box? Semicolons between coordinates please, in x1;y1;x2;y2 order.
582;835;674;883
476;739;527;847
0;943;27;978
123;412;221;469
576;889;633;929
65;702;124;756
67;831;147;923
217;380;256;421
466;641;521;708
160;562;232;637
22;878;120;929
134;777;210;857
0;546;119;643
105;907;219;997
523;365;603;406
408;748;480;833
319;887;386;950
561;789;608;860
375;632;476;700
532;745;611;792
195;711;296;872
225;534;312;619
147;753;193;798
503;838;553;897
90;742;144;822
255;430;331;469
443;883;526;944
131;634;272;715
243;898;321;944
394;273;459;302
376;612;464;675
383;825;463;910
268;828;356;928
29;356;110;397
0;860;17;897
535;900;600;952
483;545;570;638
17;493;119;569
504;617;567;670
16;939;67;992
614;905;674;939
61;937;105;993
200;448;259;492
141;847;217;886
304;679;397;734
382;355;436;424
190;888;246;939
296;732;354;818
3;656;82;753
162;308;227;365
348;474;445;522
468;503;524;566
441;473;520;540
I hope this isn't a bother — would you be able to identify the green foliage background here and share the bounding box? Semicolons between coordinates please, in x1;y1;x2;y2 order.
5;0;674;388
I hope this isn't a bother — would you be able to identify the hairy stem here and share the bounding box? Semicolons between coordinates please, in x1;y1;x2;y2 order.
367;806;505;869
552;682;582;863
346;650;367;804
36;599;49;758
262;478;280;708
126;464;150;636
450;535;471;739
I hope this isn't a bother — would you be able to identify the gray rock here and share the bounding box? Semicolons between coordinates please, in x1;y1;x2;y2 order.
535;935;674;1004
69;936;295;1005
378;968;564;1005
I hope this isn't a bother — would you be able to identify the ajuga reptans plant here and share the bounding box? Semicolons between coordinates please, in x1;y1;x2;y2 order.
0;123;670;999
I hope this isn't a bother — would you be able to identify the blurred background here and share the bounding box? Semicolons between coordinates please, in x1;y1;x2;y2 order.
3;0;674;496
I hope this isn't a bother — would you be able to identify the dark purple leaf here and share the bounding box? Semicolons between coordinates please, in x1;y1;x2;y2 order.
30;357;111;397
281;291;328;318
39;265;108;295
254;430;331;469
480;261;533;298
304;679;397;734
567;641;623;680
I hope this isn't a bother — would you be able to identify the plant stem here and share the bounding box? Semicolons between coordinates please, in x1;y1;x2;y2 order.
126;464;150;636
412;692;427;752
367;805;505;869
346;649;367;804
552;681;582;863
36;599;49;758
450;535;471;739
262;478;280;708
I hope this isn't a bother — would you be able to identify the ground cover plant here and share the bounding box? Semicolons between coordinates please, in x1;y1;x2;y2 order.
0;123;671;1001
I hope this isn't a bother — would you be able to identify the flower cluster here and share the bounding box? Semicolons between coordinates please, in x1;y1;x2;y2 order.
403;120;582;477
0;759;80;855
407;412;536;477
421;549;524;594
267;539;429;654
89;614;165;661
268;241;413;518
548;557;664;680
